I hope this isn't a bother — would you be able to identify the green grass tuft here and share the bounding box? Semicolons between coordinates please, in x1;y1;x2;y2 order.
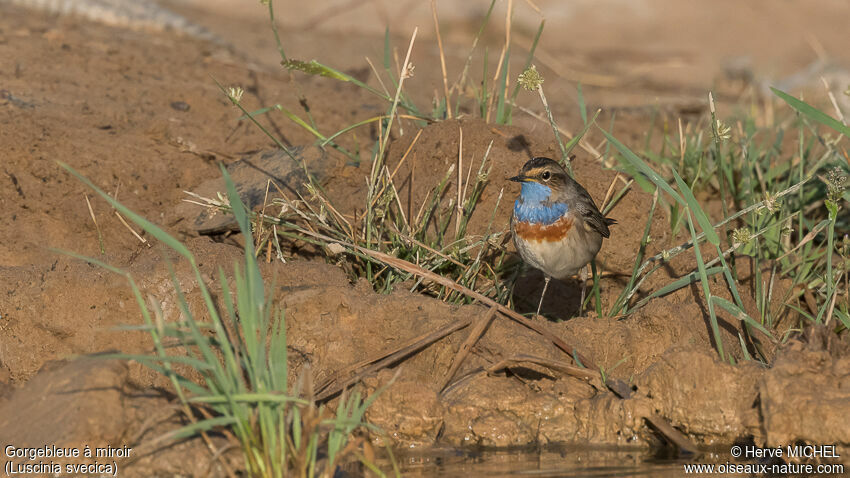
57;162;389;477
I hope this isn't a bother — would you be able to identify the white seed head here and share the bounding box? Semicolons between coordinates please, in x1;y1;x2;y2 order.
402;63;415;79
826;166;847;202
732;227;753;248
715;119;732;141
305;182;318;200
762;192;780;214
518;65;544;91
317;205;328;225
227;86;244;105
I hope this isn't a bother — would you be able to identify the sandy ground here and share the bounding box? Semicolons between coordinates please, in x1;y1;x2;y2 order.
1;0;849;475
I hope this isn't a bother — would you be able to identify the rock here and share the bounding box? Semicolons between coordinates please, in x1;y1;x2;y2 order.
181;145;333;234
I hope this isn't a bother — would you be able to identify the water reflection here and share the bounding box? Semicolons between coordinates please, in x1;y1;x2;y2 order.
387;446;700;477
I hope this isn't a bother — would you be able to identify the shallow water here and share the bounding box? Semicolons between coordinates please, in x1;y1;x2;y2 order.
389;446;700;477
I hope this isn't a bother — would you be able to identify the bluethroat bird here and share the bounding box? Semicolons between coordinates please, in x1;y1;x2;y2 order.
510;157;616;316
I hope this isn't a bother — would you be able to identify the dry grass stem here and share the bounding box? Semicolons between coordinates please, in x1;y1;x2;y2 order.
114;211;148;245
430;0;452;118
485;0;513;122
516;104;602;158
315;316;474;401
364;56;390;98
440;307;497;391
455;125;464;237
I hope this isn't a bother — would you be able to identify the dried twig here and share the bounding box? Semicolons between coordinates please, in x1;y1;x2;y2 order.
440;307;497;391
315;315;473;401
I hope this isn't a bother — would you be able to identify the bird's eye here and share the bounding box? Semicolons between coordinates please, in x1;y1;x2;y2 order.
541;171;551;181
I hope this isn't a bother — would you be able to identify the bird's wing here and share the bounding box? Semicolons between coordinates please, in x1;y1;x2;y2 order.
569;182;614;238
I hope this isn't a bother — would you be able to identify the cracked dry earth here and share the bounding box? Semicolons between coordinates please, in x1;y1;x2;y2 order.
1;1;849;476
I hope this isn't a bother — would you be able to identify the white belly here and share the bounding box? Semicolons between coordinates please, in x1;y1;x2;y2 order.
512;219;603;279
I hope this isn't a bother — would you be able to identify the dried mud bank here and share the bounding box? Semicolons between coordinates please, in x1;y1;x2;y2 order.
1;3;849;476
275;263;850;457
2;256;848;474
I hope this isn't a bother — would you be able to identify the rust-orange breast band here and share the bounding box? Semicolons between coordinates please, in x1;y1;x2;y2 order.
515;215;574;242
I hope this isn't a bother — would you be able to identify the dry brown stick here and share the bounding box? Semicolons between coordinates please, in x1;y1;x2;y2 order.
355;247;597;369
600;173;623;212
441;353;603;398
440;307;497;391
485;355;700;454
644;414;701;454
603;372;700;454
315;316;474;401
488;354;601;383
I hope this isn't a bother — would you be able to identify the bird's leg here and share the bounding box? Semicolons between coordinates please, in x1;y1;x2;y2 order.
536;275;551;317
579;265;588;316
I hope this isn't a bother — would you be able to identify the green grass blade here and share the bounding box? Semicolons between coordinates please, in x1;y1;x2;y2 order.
479;47;489;118
737;333;753;361
672;168;720;246
577;82;587;125
165;416;238;442
284;58;420;117
221;164;264;306
785;303;816;323
609;190;658;315
383;27;391;69
686;209;725;360
564;109;600;157
238;105;281;121
771;87;850;138
711;296;776;341
284;59;364;85
634;266;724;307
269;309;288;392
50;248;126;276
58;162;193;260
834;308;850;329
187;393;306;405
598;129;684;205
494;46;511;124
273;104;328;142
321;115;389;146
97;353;215;370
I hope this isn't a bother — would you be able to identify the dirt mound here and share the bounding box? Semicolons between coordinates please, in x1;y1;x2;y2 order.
0;358;237;476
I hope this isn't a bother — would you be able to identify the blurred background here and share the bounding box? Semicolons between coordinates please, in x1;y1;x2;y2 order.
157;0;850;113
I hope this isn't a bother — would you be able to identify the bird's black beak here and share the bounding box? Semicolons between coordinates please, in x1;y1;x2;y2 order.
508;175;527;183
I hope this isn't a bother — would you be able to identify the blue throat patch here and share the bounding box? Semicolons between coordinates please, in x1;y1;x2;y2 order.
514;181;568;225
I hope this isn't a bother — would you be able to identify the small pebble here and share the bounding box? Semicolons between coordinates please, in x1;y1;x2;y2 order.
170;101;190;112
